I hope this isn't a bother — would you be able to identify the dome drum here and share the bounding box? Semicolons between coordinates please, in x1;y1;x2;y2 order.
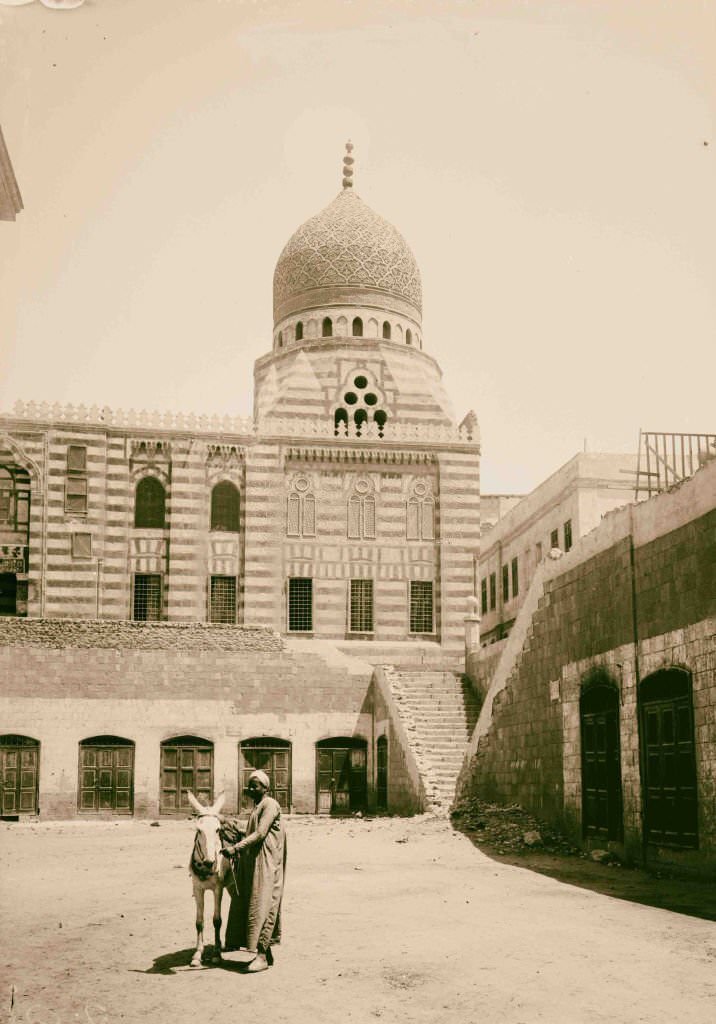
274;306;422;351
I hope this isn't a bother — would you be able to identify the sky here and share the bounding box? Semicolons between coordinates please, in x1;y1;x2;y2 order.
0;0;714;493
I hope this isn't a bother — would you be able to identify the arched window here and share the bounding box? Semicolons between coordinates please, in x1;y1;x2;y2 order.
134;477;166;529
382;321;391;340
352;317;363;337
322;317;332;338
406;329;412;345
406;482;435;540
295;321;303;341
334;408;348;437
639;668;698;848
211;481;240;532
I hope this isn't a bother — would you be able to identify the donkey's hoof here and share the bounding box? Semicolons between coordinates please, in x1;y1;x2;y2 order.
190;957;203;969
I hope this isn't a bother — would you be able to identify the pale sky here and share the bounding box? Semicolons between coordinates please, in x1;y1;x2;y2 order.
0;0;714;492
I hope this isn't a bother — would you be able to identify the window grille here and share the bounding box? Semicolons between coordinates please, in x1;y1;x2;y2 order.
133;573;162;621
210;575;237;623
409;581;433;634
72;533;92;559
288;577;313;632
65;445;88;514
211;481;240;532
563;519;573;552
350;579;374;633
511;557;519;598
135;477;166;529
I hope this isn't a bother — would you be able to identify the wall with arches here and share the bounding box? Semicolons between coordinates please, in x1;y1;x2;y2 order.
460;459;716;873
273;306;422;353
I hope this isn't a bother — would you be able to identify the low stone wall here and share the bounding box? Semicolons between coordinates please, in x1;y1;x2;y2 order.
0;618;283;651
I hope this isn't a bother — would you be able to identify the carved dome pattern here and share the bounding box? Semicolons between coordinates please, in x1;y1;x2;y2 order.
273;190;422;318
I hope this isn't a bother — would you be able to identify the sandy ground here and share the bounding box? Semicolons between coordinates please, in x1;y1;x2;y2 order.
1;815;715;1024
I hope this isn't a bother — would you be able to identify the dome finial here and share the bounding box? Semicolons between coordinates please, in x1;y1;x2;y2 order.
342;140;354;189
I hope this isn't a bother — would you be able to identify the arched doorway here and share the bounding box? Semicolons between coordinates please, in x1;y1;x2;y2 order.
580;677;623;841
376;735;388;811
316;737;367;815
639;668;698;848
78;736;134;814
239;738;292;812
0;735;39;815
160;735;213;814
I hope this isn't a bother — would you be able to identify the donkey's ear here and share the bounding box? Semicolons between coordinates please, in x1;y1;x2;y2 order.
211;792;226;815
186;791;207;816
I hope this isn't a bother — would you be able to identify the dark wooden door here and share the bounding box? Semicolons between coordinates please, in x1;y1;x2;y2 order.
376;735;388;811
0;573;17;616
641;672;698;848
316;741;367;814
239;740;291;812
581;686;623;841
79;740;134;813
0;736;38;815
160;737;213;814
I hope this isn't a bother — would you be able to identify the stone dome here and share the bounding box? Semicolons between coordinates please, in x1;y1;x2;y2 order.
273;188;422;325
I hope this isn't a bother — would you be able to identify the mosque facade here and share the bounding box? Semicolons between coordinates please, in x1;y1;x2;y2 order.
0;148;480;818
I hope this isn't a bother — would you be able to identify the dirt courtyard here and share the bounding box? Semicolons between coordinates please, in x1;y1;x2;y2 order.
1;815;715;1024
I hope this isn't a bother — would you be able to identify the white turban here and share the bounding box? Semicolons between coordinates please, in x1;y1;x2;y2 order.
248;770;270;789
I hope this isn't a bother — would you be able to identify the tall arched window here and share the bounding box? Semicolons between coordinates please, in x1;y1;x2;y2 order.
352;317;363;337
295;321;303;341
322;317;332;338
211;481;240;532
382;321;391;340
406;329;412;345
134;477;166;529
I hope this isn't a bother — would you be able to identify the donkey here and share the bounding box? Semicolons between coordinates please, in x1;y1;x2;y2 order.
187;791;232;968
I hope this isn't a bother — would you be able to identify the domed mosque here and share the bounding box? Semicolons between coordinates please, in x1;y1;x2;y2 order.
254;143;462;437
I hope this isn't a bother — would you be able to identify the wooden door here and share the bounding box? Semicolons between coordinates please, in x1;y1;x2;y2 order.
316;740;367;814
581;686;623;841
0;736;38;815
239;740;291;812
376;735;388;811
79;739;134;814
160;737;213;814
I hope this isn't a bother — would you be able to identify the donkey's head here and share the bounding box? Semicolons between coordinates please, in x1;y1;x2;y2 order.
188;791;226;879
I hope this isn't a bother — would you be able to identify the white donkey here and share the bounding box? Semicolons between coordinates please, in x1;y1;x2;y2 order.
187;791;231;968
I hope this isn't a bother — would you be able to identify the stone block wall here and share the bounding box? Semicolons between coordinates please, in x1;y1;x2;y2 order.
461;462;716;872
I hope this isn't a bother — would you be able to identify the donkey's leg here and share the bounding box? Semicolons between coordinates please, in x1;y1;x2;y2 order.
191;887;205;967
210;883;223;962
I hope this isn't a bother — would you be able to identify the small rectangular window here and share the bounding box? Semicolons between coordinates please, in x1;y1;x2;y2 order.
72;533;92;559
550;528;559;550
480;578;488;616
65;476;88;514
563;519;573;552
536;541;543;562
133;573;162;621
511;556;519;598
210;575;237;624
349;579;374;633
409;581;433;634
288;577;313;632
67;445;87;473
489;573;496;611
502;564;509;602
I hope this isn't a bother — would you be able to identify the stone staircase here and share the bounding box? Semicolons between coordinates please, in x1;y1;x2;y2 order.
385;668;481;813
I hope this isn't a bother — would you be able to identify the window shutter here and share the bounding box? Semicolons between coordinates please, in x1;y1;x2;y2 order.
421;499;435;540
363;496;376;539
406;500;419;540
347;496;361;539
302;494;316;536
287;494;300;536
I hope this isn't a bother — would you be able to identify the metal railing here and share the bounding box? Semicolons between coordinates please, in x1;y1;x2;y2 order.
635;430;716;499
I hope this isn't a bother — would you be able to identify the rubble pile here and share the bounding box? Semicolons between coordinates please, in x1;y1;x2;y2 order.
450;796;583;858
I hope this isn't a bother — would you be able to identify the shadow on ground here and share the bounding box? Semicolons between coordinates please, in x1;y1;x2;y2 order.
452;801;716;922
139;947;257;975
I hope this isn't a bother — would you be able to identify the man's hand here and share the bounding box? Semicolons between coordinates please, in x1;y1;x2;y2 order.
221;844;236;857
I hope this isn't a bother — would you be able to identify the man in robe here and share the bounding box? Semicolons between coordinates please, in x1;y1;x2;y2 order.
221;769;287;972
